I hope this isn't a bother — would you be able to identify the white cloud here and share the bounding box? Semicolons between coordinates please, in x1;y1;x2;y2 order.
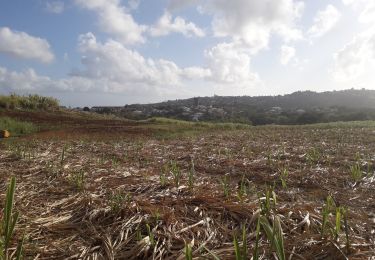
0;66;83;92
280;45;296;65
0;27;54;63
333;27;375;81
0;32;262;98
75;32;201;87
149;11;205;38
341;0;374;23
72;33;210;95
75;33;259;91
308;5;341;38
359;2;375;23
182;66;211;80
0;65;201;101
202;0;304;53
0;67;48;91
74;0;146;45
45;1;65;14
204;41;260;85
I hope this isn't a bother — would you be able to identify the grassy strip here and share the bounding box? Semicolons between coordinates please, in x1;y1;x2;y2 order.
147;117;375;130
0;117;38;136
146;117;252;129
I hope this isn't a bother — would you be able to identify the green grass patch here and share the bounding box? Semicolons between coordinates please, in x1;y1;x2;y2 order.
143;117;252;139
0;117;38;136
146;117;251;129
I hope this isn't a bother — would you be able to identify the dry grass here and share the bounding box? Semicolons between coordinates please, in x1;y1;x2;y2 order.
0;121;375;259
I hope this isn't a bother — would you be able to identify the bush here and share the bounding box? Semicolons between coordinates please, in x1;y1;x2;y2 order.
0;94;59;111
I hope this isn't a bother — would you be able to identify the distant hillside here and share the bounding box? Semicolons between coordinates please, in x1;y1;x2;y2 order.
91;89;375;125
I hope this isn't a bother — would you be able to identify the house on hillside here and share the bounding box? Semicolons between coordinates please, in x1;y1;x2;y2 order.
296;109;306;114
91;106;123;113
269;107;282;114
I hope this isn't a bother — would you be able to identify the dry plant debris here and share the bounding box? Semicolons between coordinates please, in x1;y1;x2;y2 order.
1;122;375;259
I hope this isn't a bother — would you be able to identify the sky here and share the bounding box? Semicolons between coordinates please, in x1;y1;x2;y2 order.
0;0;374;106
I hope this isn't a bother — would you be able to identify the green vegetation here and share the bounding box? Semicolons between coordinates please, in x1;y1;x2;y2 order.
321;195;336;236
233;225;248;260
349;163;362;182
0;94;59;111
145;224;155;247
0;177;24;260
69;170;85;191
253;217;261;260
259;216;286;260
321;195;350;249
167;161;182;187
60;145;68;165
148;117;251;129
334;207;342;241
0;117;38;136
184;243;193;260
187;161;195;191
279;167;289;189
159;169;167;187
237;175;250;201
100;89;375;125
109;191;131;213
306;147;321;165
220;175;230;198
260;187;277;216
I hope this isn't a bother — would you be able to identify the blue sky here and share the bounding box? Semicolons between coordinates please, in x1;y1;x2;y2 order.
0;0;374;106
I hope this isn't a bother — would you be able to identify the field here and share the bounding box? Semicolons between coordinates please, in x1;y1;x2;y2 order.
1;111;375;259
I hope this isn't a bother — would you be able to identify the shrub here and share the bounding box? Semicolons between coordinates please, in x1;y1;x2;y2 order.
0;94;59;111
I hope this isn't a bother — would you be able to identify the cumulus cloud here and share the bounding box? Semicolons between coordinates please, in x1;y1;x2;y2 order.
0;65;132;94
333;28;375;81
0;31;262;98
149;11;205;38
280;45;296;65
0;67;50;91
0;66;86;92
74;0;146;45
0;27;54;63
74;33;261;91
204;41;260;85
359;2;375;23
74;33;210;88
202;0;304;53
341;0;374;23
45;1;65;14
308;5;341;38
